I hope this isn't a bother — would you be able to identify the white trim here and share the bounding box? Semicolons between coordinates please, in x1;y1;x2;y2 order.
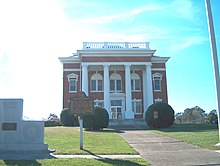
64;69;81;72
152;68;166;71
67;73;79;81
154;98;163;103
152;73;163;78
151;57;169;63
82;62;151;66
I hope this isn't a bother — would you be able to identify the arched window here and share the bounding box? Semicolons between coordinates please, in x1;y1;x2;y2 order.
90;72;103;92
131;72;141;91
110;72;122;92
152;73;163;92
67;73;78;93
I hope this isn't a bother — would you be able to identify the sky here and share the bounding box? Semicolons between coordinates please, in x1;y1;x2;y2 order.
0;0;219;120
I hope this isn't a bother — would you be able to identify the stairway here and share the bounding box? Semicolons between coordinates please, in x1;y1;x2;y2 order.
108;119;148;130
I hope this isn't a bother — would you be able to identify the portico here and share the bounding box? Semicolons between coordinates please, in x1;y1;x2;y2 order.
80;62;153;119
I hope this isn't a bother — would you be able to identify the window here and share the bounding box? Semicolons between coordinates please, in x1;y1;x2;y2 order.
111;100;122;106
69;78;77;92
131;72;141;91
67;73;78;93
110;73;122;92
132;99;142;114
90;72;103;92
94;99;104;107
153;73;163;92
154;98;163;103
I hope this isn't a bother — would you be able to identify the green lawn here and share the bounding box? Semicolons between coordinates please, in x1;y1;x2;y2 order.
45;127;138;155
0;127;149;166
151;124;220;150
0;158;148;166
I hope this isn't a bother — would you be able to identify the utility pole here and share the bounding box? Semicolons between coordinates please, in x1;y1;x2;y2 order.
205;0;220;144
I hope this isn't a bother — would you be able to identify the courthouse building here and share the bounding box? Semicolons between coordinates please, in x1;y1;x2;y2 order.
59;42;169;119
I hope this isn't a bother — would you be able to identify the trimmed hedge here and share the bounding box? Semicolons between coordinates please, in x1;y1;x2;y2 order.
83;106;109;130
60;108;79;126
145;102;174;128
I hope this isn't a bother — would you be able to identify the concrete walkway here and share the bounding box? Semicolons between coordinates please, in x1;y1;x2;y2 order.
52;154;141;159
120;130;220;166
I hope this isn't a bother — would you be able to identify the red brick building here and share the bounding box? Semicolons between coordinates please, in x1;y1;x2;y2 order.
59;42;169;119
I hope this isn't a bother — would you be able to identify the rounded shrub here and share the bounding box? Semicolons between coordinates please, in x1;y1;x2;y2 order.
145;102;174;128
83;106;109;130
60;108;79;126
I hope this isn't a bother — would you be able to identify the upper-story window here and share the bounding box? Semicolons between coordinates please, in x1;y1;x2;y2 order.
90;72;103;92
110;72;122;92
67;73;78;93
131;72;141;91
152;73;163;92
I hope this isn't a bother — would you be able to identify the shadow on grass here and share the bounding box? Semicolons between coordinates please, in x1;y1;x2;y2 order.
85;128;125;133
4;160;42;166
150;124;218;133
82;149;104;159
97;158;145;166
83;149;145;166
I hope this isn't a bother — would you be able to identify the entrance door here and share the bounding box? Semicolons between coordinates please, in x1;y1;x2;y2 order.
111;106;122;119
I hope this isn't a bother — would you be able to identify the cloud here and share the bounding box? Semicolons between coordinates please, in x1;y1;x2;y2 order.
170;35;207;52
131;5;164;15
169;0;199;21
78;3;165;24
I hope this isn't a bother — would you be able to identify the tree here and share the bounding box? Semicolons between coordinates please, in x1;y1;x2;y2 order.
47;113;58;121
207;109;218;124
175;106;207;124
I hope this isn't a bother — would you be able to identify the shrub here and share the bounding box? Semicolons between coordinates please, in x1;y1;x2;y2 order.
60;108;79;126
83;106;109;130
145;102;174;128
44;120;61;127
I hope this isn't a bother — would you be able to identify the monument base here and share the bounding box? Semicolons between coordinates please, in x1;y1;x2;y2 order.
0;148;53;160
0;143;48;151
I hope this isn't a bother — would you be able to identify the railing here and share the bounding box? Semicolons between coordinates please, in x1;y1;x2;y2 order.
83;42;150;50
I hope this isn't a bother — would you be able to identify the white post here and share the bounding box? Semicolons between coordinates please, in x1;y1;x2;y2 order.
82;64;88;95
205;0;220;143
104;64;110;118
79;116;83;149
125;64;134;119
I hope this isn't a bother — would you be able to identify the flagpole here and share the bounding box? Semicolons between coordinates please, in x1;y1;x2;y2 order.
205;0;220;143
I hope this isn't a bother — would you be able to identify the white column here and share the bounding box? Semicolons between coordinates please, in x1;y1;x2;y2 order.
125;64;134;119
142;69;147;117
144;64;153;118
82;64;88;95
103;64;110;118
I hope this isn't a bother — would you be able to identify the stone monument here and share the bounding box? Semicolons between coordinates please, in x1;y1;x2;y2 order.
0;98;48;153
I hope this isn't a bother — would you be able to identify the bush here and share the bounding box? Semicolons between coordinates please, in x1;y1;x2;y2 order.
60;108;79;126
83;106;109;130
44;120;61;127
145;102;174;128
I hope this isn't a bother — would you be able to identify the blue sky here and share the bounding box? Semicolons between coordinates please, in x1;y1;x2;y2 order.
0;0;219;119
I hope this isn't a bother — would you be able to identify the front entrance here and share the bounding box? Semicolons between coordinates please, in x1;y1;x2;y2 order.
111;106;122;119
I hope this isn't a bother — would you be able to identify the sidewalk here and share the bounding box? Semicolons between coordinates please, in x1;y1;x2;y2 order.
120;130;220;166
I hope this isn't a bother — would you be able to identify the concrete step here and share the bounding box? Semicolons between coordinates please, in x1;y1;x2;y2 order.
108;119;148;130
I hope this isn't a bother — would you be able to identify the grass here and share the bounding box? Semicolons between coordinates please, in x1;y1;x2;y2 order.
44;127;138;155
0;126;149;165
0;158;149;166
151;124;220;150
